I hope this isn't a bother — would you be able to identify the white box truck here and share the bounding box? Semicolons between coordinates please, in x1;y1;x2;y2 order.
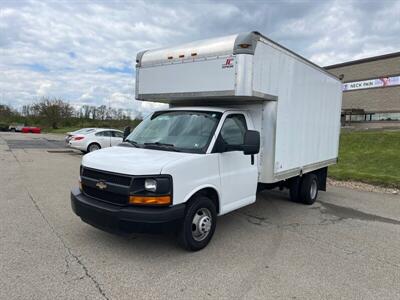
71;31;342;251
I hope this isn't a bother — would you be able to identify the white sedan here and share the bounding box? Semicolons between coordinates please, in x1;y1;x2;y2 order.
65;128;96;144
68;128;124;153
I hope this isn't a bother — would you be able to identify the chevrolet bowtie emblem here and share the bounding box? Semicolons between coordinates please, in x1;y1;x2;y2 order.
96;181;107;190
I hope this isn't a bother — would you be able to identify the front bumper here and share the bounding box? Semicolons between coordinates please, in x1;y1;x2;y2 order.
71;188;185;234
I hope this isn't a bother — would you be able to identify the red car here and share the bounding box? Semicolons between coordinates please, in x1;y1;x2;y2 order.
21;127;41;134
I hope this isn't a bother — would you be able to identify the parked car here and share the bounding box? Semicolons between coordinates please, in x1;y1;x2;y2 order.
21;126;41;134
68;128;124;153
8;123;25;132
65;128;96;144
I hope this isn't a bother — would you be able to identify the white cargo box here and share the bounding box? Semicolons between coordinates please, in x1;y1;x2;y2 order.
135;32;280;102
135;32;342;183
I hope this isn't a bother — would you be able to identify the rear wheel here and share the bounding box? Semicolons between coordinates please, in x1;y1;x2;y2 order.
289;174;319;205
289;176;301;203
177;196;217;251
299;174;319;205
87;143;101;152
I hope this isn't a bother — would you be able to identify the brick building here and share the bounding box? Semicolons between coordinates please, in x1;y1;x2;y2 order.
325;52;400;125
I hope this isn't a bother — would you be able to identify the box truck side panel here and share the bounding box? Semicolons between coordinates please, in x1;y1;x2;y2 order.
253;41;342;180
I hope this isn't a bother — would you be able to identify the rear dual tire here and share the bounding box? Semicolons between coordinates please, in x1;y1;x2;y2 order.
289;173;318;205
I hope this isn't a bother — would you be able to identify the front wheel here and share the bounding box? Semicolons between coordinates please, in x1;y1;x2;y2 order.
177;196;217;251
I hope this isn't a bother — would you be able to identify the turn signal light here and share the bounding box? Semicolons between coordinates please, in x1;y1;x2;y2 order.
129;195;171;206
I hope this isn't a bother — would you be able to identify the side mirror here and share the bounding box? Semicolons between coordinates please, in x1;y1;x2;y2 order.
123;126;131;141
243;130;260;155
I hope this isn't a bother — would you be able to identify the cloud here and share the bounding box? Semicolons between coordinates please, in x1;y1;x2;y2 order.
0;0;399;115
37;81;53;97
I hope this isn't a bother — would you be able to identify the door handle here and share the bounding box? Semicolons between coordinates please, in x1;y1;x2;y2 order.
251;154;255;165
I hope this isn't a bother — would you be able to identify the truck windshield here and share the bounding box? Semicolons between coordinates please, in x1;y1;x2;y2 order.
126;111;222;153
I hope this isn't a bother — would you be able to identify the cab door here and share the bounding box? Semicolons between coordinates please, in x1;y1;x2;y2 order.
216;113;258;214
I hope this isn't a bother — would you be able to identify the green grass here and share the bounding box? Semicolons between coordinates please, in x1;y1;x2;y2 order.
329;130;400;188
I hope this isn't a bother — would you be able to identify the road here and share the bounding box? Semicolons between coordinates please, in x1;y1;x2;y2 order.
1;132;399;299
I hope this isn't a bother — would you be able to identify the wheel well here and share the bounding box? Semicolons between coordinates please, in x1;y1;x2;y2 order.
189;188;220;214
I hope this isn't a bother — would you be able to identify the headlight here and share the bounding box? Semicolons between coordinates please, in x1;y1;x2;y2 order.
144;178;157;192
130;176;172;206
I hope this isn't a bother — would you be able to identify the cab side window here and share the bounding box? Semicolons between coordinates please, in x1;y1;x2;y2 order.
220;114;247;146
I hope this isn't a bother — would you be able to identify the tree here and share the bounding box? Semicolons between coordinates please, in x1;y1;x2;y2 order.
21;105;33;117
81;105;91;119
97;105;107;120
32;97;74;129
0;104;14;119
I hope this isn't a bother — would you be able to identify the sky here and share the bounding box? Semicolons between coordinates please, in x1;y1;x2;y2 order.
1;0;399;117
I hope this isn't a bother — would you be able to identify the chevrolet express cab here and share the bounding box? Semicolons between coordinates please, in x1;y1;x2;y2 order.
71;32;342;251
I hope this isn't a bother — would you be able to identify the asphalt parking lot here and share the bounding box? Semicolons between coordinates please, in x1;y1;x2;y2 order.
1;132;399;300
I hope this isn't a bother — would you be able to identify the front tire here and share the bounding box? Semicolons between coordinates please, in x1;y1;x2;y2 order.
177;196;217;251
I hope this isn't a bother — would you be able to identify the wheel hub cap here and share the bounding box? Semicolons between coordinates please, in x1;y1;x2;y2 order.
199;216;211;233
310;180;317;199
192;208;212;241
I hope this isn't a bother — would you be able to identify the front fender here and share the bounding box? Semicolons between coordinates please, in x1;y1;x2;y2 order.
162;153;221;208
183;184;221;202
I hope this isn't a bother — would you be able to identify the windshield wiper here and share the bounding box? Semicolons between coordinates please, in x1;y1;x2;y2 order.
121;140;140;147
143;142;180;152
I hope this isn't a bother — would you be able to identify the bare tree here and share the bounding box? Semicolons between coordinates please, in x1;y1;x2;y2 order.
0;104;15;119
97;105;107;120
32;97;74;129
